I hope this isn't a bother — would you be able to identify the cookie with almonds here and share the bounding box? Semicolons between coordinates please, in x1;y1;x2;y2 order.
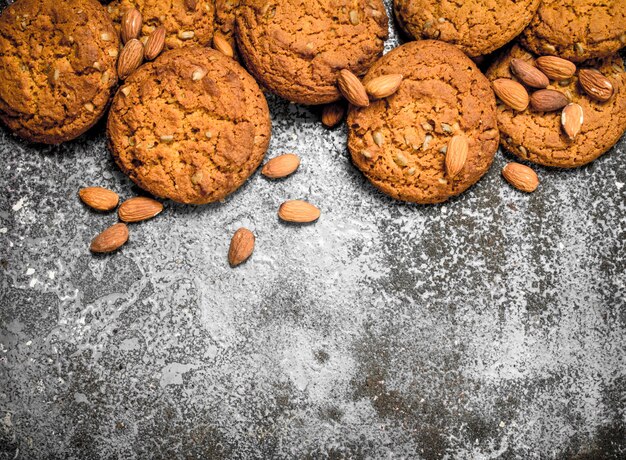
486;45;626;168
347;41;499;204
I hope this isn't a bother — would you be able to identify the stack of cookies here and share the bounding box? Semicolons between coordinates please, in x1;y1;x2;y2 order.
0;0;625;257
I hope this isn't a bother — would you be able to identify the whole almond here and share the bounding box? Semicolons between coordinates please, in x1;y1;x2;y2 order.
213;34;234;58
530;89;569;112
322;102;345;128
118;39;144;80
492;78;529;111
262;154;301;179
510;59;549;88
535;56;577;80
79;187;119;211
121;8;142;44
365;74;403;99
502;163;539;193
228;228;255;267
90;223;129;253
184;0;198;11
561;103;584;140
337;69;369;107
118;196;163;223
144;26;166;61
578;69;614;102
445;135;468;178
278;200;320;223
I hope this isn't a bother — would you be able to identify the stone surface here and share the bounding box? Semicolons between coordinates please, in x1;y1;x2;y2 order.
1;1;625;458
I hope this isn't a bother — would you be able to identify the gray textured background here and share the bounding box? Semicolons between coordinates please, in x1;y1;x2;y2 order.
1;1;625;459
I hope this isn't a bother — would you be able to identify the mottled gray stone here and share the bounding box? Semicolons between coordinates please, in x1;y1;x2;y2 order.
1;1;625;459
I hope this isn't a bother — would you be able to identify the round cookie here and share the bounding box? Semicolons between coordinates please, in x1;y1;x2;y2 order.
107;47;271;205
393;0;541;58
236;0;388;105
486;45;626;168
347;41;499;204
0;0;119;144
107;0;215;50
520;0;626;62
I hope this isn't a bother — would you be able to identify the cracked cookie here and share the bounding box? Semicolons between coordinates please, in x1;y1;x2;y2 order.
521;0;626;62
236;0;388;105
347;40;499;204
393;0;541;58
107;47;271;204
107;0;215;50
486;45;626;168
0;0;119;144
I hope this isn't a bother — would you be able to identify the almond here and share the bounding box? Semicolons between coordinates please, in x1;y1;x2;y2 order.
184;0;198;11
118;39;144;80
510;59;549;88
228;228;255;267
337;69;369;107
121;8;142;44
144;26;166;61
445;135;468;178
561;103;584;140
262;154;300;179
213;34;234;58
278;200;320;223
535;56;577;81
118;196;163;223
321;102;345;128
530;89;569;112
502;163;539;193
364;74;403;99
578;69;614;102
90;223;129;253
79;187;119;211
492;78;529;111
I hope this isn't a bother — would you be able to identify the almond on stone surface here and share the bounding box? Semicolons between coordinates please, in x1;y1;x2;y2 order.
278;200;320;223
90;223;129;253
118;197;163;223
262;154;300;179
492;78;529;111
228;228;255;267
337;69;369;108
79;187;119;212
321;103;345;128
502;163;539;193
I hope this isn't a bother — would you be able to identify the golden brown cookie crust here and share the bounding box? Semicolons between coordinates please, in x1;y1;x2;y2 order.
393;0;541;58
0;0;119;144
236;0;388;105
486;45;626;168
347;40;499;204
520;0;626;63
107;0;215;50
107;47;271;205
